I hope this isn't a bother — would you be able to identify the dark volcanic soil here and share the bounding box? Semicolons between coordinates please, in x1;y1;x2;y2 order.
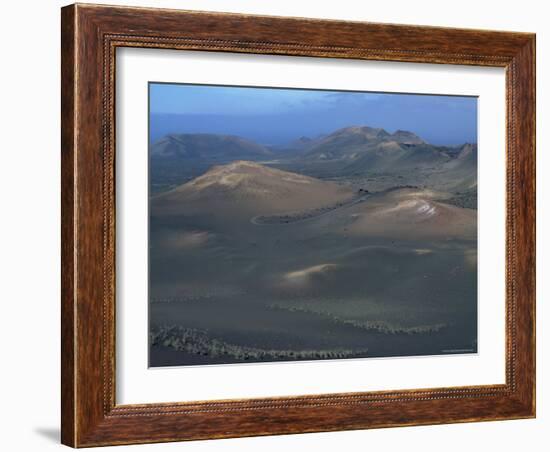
149;160;477;367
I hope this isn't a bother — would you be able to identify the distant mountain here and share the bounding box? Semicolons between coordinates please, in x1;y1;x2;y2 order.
342;142;449;173
304;126;425;156
303;126;390;160
303;126;426;159
390;129;426;145
450;143;477;168
298;126;471;174
442;143;478;191
151;161;354;218
151;134;272;160
150;128;477;196
286;134;327;151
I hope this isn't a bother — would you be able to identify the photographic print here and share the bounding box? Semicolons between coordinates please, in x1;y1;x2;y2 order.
148;83;478;367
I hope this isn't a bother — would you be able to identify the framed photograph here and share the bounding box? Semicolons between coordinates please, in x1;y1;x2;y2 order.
61;3;535;447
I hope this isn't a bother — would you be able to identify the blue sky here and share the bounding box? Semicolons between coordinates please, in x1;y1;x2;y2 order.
149;83;477;146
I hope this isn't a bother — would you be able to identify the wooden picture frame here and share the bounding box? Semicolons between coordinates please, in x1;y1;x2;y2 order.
61;3;535;447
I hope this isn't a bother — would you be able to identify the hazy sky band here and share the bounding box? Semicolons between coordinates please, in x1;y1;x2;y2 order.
149;83;477;146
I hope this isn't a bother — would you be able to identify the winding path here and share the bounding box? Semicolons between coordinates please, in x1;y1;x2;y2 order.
250;193;371;226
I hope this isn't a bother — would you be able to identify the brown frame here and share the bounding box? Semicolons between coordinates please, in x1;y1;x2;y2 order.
61;3;536;447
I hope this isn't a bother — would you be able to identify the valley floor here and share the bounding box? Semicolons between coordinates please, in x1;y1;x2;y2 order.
149;163;477;366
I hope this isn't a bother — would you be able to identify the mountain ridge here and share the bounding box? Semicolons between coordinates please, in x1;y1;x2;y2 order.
151;133;272;159
149;128;477;195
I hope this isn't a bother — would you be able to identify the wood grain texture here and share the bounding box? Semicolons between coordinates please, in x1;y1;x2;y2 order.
60;3;536;447
60;5;76;447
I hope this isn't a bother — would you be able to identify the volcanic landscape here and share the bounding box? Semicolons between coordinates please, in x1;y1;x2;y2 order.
149;126;478;366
